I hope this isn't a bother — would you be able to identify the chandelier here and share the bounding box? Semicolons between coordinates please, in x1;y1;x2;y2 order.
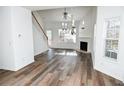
61;8;76;35
63;8;68;20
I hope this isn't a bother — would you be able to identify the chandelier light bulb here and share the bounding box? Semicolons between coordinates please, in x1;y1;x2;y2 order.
62;22;64;26
82;20;85;25
72;19;75;26
65;23;67;27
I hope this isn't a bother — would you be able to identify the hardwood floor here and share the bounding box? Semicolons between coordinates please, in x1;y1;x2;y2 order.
0;49;123;86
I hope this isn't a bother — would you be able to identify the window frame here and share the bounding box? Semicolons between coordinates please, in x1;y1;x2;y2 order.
58;29;76;43
104;17;120;61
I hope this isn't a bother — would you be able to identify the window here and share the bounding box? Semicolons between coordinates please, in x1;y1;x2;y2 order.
46;30;52;46
58;29;76;43
104;17;120;60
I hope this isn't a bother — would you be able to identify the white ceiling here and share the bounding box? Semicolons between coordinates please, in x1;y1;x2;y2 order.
23;6;69;11
37;6;93;22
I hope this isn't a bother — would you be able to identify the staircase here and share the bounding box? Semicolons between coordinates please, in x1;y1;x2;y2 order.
32;12;48;40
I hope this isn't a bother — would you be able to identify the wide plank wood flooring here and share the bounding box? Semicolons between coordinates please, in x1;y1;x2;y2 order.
0;49;123;86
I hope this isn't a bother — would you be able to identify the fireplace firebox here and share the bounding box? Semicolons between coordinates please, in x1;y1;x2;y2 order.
80;41;88;51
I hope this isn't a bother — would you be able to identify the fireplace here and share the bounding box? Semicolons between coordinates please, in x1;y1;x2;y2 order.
80;41;88;51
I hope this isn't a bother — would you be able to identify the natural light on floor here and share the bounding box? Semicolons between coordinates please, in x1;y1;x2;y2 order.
55;51;77;56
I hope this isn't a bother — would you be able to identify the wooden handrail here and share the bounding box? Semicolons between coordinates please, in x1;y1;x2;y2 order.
32;12;48;40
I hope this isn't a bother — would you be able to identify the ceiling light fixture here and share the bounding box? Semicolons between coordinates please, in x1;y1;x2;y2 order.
62;8;76;35
81;20;85;30
63;8;68;20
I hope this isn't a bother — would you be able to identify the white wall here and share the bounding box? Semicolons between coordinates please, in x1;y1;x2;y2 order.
32;12;48;56
94;6;124;82
90;7;97;66
11;7;34;70
0;7;15;70
0;6;34;71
